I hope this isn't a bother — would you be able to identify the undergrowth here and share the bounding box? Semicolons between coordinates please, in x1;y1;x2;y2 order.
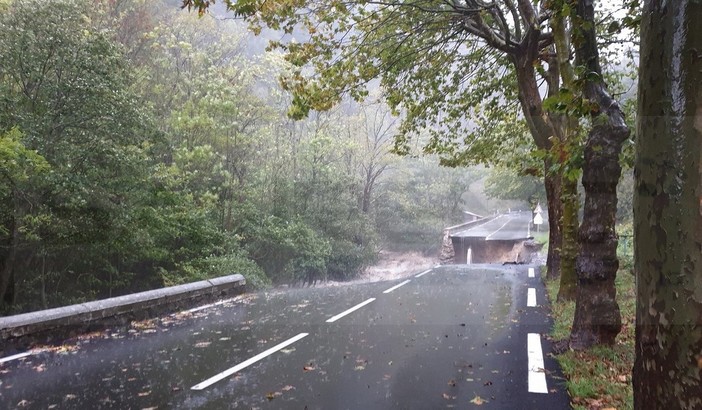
545;223;635;410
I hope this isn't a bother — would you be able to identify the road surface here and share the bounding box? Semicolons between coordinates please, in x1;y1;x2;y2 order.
0;264;568;409
452;212;535;241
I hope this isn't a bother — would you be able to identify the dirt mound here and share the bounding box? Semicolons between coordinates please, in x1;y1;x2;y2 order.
362;251;438;282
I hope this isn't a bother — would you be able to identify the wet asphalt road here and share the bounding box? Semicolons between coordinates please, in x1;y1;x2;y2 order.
452;212;534;240
0;264;570;409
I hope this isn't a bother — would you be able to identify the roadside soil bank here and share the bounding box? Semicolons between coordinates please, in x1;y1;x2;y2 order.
309;250;438;288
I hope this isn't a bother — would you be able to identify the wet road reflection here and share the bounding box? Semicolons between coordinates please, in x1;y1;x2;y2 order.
0;265;569;409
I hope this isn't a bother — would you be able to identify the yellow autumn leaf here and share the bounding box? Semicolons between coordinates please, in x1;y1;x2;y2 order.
470;395;487;405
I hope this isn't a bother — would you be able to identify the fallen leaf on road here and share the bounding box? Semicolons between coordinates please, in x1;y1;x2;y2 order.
282;385;295;391
266;391;282;401
138;391;151;397
470;395;487;405
16;399;31;407
303;365;316;372
194;341;211;348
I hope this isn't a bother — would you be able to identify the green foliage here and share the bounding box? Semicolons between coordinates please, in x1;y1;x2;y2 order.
484;167;546;207
0;0;498;314
0;128;50;193
375;158;484;253
245;216;331;284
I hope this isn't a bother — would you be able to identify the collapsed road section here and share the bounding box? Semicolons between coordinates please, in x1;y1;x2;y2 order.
449;212;541;264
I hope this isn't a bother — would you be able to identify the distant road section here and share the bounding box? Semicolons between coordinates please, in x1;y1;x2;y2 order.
452;212;533;241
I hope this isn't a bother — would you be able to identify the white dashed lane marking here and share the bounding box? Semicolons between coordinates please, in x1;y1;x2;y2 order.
527;288;537;307
326;298;376;323
527;333;549;394
0;351;38;364
528;267;535;278
191;332;309;391
383;280;411;294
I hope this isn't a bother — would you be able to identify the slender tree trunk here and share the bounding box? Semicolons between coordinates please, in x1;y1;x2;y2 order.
633;0;702;406
0;202;18;311
513;50;564;279
558;177;578;301
544;165;563;279
551;8;579;299
569;0;627;349
0;186;21;311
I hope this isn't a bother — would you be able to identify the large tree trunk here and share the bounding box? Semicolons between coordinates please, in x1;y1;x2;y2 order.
568;0;627;349
633;0;702;406
558;177;578;301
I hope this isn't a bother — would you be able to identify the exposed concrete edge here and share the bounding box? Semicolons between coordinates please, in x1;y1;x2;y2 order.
439;216;498;263
0;274;246;341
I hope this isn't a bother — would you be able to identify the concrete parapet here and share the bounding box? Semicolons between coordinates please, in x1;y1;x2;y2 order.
0;274;246;343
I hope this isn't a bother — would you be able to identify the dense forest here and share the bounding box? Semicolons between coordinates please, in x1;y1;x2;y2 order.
0;0;528;314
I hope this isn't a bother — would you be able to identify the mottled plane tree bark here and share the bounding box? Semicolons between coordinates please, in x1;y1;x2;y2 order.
633;0;702;406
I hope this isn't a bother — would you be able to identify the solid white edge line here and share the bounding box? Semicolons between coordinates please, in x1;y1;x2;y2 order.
186;296;240;313
527;288;537;307
528;267;535;278
326;298;376;323
527;333;549;394
191;332;309;391
383;280;411;294
186;301;218;313
485;217;515;240
0;351;36;364
415;269;432;278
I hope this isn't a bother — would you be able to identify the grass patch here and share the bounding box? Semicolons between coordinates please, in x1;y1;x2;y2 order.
533;231;549;255
545;258;635;409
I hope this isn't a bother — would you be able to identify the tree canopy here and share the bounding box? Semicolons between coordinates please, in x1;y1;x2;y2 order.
0;0;494;314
